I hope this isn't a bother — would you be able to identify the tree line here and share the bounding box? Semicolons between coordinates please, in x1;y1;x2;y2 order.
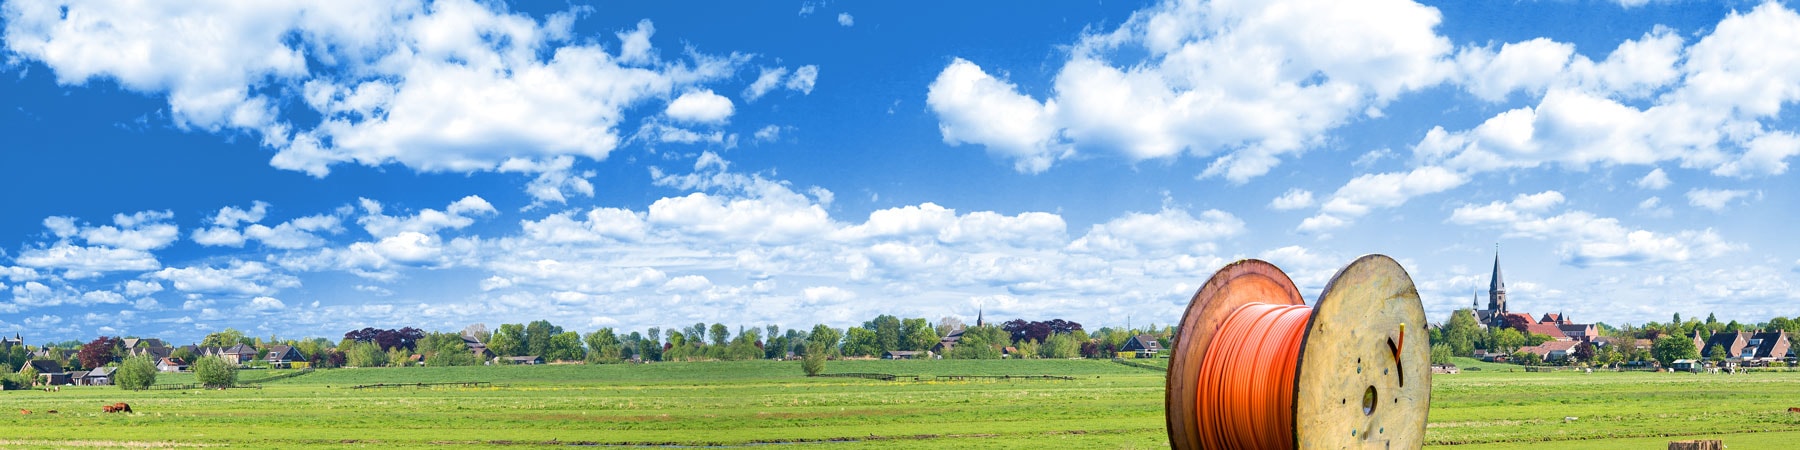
3;314;1185;389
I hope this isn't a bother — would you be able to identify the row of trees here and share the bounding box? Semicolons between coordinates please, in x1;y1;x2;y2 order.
471;316;1162;364
8;316;1181;379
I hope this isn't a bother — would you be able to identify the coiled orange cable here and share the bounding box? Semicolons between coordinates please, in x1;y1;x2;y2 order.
1195;303;1312;450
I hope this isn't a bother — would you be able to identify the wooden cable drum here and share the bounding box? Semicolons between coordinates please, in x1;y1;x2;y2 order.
1166;255;1430;449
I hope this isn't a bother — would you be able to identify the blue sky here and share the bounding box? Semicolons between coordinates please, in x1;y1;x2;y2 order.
3;0;1798;344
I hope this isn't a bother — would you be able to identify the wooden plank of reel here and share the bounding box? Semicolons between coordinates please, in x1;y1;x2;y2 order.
1166;255;1430;449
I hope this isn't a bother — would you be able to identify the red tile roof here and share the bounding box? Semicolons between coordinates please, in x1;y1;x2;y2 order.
1518;340;1581;358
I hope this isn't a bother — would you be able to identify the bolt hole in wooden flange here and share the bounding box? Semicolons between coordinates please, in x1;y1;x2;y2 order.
1362;386;1377;416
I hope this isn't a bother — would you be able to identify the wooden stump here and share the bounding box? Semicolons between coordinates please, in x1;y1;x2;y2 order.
1668;440;1722;450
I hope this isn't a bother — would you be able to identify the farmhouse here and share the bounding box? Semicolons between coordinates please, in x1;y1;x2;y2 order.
158;357;188;372
265;345;307;368
27;359;69;385
1120;334;1163;358
461;333;494;359
933;327;964;354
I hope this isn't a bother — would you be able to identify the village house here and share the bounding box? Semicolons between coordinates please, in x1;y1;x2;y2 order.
1119;335;1163;358
123;338;172;359
1471;349;1509;363
78;366;115;386
1517;340;1582;362
27;360;69;386
31;348;77;361
932;327;964;355
461;333;494;359
158;357;188;372
265;345;307;369
214;343;258;365
1697;330;1792;364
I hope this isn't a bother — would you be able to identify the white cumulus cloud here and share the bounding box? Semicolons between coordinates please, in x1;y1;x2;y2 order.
1;0;779;200
929;0;1453;180
665;89;735;124
1685;188;1754;211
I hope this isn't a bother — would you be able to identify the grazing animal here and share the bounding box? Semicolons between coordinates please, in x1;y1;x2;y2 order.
101;405;116;413
45;410;57;414
1789;407;1800;413
18;409;27;415
101;402;131;413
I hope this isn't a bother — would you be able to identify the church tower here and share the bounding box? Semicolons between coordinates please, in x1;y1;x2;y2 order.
1488;248;1507;315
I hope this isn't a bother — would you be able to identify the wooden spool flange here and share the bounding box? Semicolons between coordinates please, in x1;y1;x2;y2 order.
1166;255;1430;449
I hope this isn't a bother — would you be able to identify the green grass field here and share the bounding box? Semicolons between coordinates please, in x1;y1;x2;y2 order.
1;358;1797;448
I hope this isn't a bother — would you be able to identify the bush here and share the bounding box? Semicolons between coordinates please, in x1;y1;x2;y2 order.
1;372;29;390
193;356;237;389
346;342;387;368
115;355;157;390
801;343;827;376
426;348;479;367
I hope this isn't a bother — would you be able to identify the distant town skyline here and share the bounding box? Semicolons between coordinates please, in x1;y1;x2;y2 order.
4;0;1799;343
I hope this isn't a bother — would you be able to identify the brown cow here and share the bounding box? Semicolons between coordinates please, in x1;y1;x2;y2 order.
18;409;27;415
101;402;132;413
1789;407;1800;413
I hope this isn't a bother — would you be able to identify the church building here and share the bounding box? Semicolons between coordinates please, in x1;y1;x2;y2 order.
1464;248;1595;343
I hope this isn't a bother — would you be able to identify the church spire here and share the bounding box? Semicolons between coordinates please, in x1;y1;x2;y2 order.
976;308;984;327
1488;245;1507;314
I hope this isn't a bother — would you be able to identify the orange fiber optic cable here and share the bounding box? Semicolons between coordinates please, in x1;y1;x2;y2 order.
1194;303;1312;450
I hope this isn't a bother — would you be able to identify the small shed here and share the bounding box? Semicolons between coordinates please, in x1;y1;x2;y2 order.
504;355;544;365
883;350;921;360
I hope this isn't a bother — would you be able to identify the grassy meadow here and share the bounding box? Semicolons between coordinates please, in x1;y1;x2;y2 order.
0;357;1796;448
